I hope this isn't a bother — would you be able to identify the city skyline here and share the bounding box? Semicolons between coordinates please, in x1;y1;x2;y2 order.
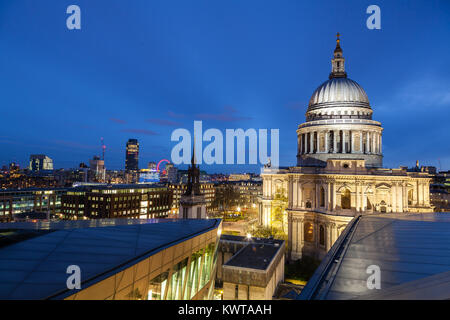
0;1;449;173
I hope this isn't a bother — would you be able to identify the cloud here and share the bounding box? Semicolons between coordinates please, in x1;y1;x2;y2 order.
146;118;181;127
195;106;252;122
53;140;98;150
167;111;186;119
285;101;307;111
397;78;450;107
121;129;158;136
109;118;127;124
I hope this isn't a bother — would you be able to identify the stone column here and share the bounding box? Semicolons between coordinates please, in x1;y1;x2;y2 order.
356;183;360;212
327;182;331;211
298;182;303;208
293;179;298;208
362;185;367;211
310;132;314;154
333;130;338;153
419;183;424;206
298;135;302;155
288;177;293;209
342;130;346;153
331;223;337;245
366;131;370;154
292;218;298;253
403;183;408;211
377;133;380;154
398;183;403;212
317;131;321;153
391;183;397;212
380;134;382;154
315;185;319;209
325;131;329;153
332;183;336;210
351;131;355;154
373;132;376;154
359;131;363;153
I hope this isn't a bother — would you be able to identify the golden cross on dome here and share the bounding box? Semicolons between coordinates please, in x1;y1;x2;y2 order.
336;32;340;44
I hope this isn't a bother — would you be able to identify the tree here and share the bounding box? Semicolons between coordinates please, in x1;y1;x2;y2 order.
212;184;241;212
271;187;288;235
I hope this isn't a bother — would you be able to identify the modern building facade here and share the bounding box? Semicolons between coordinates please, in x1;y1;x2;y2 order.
125;139;139;172
259;35;433;261
0;218;222;300
0;187;66;222
61;184;172;220
29;154;53;171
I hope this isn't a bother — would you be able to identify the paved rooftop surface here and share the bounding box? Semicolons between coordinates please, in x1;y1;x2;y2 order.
299;213;450;300
0;218;220;299
224;241;283;270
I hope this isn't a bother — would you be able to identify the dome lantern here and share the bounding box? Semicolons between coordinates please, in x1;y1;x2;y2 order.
330;32;347;79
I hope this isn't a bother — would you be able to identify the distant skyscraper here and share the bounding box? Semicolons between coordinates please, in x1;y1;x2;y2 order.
29;155;53;171
165;163;178;184
89;156;105;182
125;139;139;171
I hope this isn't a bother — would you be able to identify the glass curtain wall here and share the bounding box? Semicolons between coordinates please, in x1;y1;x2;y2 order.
145;240;219;300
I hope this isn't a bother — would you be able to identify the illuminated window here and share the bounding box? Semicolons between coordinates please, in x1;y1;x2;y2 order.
304;222;314;242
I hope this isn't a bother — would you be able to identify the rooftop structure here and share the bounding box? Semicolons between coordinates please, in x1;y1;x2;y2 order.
219;235;285;300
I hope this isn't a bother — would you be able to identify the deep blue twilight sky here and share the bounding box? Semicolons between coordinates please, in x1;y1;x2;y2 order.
0;0;449;173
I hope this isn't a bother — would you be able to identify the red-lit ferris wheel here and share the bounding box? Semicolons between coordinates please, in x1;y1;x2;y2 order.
156;159;170;174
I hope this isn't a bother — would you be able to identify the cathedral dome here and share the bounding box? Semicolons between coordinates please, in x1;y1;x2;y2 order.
308;77;370;110
297;33;383;169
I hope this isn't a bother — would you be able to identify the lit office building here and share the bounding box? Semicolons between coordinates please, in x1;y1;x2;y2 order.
0;218;222;300
0;188;65;222
61;184;172;220
29;155;53;171
125;139;139;172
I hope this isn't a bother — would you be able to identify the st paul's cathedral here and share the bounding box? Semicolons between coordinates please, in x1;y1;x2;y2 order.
258;34;433;260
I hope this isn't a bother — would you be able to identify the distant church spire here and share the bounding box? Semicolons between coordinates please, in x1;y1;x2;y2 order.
184;140;201;196
329;32;347;79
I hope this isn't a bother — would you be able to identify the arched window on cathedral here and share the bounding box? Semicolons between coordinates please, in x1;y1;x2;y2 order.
341;189;351;209
319;225;325;246
380;200;387;213
319;187;325;207
304;222;314;242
